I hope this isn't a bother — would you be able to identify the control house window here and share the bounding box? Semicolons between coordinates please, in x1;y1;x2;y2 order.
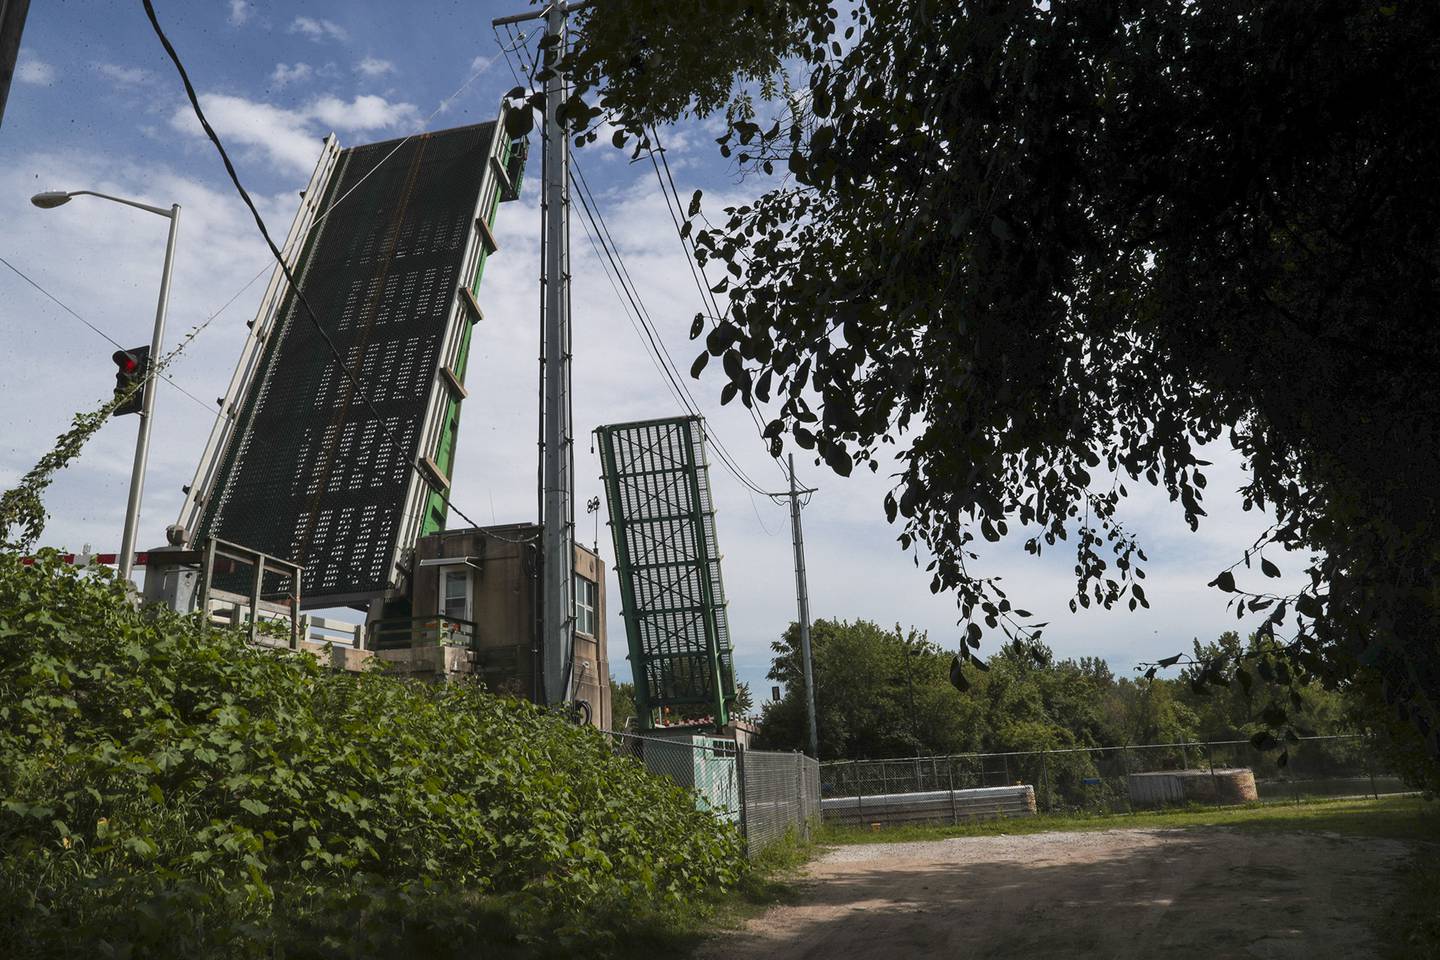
441;568;470;622
574;574;597;637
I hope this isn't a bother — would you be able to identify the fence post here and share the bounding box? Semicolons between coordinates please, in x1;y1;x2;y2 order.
1040;752;1050;813
1120;746;1133;814
854;758;863;821
1364;733;1379;800
736;744;749;852
795;752;804;839
1205;740;1220;806
949;756;958;825
1002;753;1011;787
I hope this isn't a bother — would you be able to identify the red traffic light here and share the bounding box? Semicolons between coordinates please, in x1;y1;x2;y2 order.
110;346;150;417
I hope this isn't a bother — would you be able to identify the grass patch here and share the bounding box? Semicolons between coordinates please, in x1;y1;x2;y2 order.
818;794;1439;845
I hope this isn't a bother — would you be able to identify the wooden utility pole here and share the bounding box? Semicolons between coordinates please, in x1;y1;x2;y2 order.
787;454;819;758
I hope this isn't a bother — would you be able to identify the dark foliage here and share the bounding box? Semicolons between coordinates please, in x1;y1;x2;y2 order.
564;1;1440;760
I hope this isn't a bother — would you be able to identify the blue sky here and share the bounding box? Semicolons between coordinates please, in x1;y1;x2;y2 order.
0;1;1295;705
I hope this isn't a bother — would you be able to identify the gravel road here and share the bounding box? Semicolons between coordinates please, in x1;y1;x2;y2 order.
697;828;1413;960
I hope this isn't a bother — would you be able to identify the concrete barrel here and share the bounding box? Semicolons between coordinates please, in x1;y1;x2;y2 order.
1127;768;1258;808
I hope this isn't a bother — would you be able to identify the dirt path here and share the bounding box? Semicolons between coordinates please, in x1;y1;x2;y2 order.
699;828;1413;960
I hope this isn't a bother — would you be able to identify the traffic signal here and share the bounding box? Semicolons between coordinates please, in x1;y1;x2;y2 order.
111;346;150;417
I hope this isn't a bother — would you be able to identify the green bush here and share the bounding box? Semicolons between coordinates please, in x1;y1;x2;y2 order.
0;552;745;957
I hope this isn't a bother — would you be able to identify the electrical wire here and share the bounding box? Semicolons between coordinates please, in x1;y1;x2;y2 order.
571;206;691;416
493;22;540;90
646;127;796;489
1;253;218;414
747;489;783;536
569;164;777;499
497;22;786;506
0;262;444;587
141;0;518;543
91;37;506;411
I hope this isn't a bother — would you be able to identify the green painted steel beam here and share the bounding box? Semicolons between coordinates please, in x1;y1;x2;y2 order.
595;415;735;729
420;131;523;535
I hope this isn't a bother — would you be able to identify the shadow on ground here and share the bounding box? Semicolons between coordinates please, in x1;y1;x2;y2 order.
697;828;1411;960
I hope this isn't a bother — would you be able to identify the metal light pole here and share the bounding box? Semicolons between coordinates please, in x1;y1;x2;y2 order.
31;190;180;582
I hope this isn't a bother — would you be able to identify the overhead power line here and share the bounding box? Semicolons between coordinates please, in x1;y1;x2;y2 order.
0;253;215;414
569;162;777;499
497;22;787;504
645;126;797;492
571;205;691;416
1;256;442;583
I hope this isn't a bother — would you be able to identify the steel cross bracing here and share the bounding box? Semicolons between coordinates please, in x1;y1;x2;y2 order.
597;416;736;729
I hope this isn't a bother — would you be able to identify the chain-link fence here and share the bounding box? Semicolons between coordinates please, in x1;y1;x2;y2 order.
820;735;1408;816
738;746;821;856
605;731;820;857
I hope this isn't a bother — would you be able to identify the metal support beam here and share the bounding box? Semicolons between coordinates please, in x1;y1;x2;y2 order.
538;0;575;705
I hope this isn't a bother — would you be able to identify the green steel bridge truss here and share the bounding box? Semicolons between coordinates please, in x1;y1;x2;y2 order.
596;416;736;728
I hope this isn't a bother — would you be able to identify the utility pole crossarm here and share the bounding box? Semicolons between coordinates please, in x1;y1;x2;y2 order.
491;0;594;29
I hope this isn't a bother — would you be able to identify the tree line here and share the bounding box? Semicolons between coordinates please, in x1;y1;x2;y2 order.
751;618;1435;794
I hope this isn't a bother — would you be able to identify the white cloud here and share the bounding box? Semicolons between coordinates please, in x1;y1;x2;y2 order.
15;56;55;86
289;16;348;43
269;63;312;88
167;92;420;175
0;149;294;566
469;54;496;76
228;0;251;26
307;94;419;132
356;57;395;78
169;94;320;175
96;63;149;86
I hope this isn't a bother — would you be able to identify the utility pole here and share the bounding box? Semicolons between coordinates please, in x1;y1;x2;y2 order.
787;454;818;758
538;0;574;707
493;0;590;705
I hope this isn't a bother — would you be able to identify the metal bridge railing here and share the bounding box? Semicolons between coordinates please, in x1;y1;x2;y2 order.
368;616;478;650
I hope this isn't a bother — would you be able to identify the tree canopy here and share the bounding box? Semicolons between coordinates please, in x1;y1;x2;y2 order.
564;1;1440;762
757;619;1398;773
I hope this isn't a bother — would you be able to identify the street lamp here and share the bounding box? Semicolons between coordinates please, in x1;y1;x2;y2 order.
31;188;181;583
